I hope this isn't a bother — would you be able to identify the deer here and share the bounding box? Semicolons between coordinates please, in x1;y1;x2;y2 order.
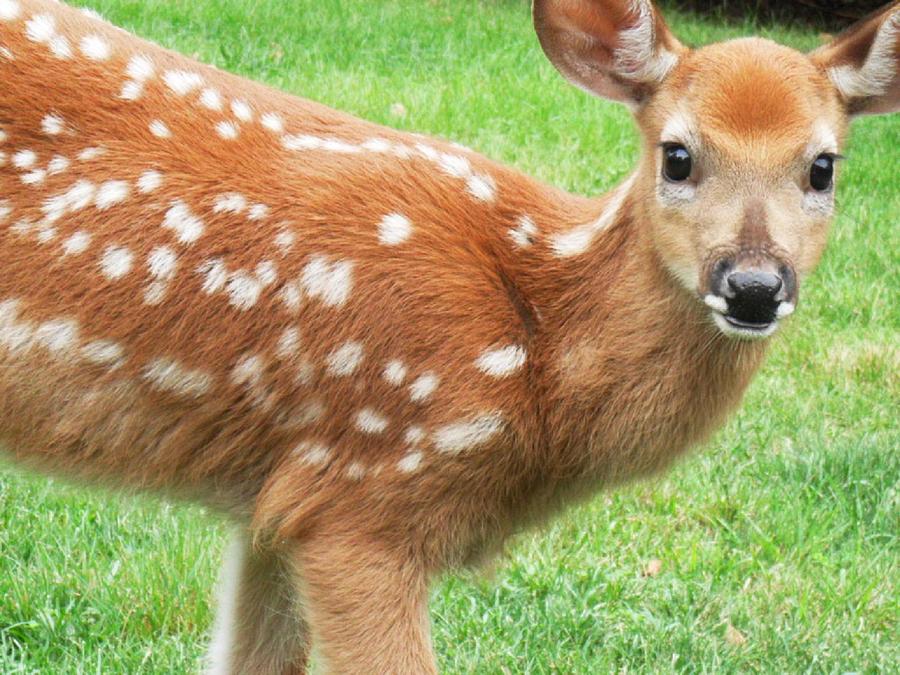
0;0;897;671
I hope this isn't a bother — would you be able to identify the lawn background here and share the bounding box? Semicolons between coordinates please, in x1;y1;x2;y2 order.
1;0;897;672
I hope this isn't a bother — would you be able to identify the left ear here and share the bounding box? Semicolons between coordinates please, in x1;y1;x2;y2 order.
533;0;686;109
811;3;900;115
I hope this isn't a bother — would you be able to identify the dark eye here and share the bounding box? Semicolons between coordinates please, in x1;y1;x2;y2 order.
810;154;834;191
663;144;692;182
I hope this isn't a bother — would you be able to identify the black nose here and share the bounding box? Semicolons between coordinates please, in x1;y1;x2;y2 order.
726;271;783;324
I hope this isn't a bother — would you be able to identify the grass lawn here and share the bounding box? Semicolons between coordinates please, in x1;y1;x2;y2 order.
1;0;897;672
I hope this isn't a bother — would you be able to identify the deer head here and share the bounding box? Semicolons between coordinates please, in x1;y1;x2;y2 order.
534;0;899;339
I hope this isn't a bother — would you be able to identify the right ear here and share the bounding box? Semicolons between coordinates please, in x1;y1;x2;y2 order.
811;2;900;115
533;0;685;108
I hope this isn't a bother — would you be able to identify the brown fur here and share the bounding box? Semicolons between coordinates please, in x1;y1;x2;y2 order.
0;1;896;672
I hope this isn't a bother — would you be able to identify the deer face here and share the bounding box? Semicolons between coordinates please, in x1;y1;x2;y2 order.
639;40;847;338
534;0;900;339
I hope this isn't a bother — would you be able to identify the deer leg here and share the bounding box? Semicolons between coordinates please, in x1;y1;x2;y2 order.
290;535;437;675
205;531;310;675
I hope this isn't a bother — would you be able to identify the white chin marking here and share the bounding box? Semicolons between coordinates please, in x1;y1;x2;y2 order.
776;302;795;319
712;313;778;340
703;294;728;314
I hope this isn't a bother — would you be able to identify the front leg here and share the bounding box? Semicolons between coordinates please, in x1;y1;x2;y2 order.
206;531;311;674
291;534;437;675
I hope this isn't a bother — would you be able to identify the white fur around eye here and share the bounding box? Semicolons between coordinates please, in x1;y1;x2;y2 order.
802;189;834;217
656;173;696;205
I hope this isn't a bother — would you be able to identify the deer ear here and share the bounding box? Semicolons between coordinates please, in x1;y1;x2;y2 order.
811;3;900;116
533;0;684;108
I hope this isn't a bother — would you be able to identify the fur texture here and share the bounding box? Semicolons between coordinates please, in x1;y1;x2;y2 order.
0;0;896;672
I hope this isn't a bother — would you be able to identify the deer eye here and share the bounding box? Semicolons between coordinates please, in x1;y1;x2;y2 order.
662;144;692;182
810;154;834;191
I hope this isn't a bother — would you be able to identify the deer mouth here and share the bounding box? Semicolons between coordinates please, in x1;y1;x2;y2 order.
703;294;795;340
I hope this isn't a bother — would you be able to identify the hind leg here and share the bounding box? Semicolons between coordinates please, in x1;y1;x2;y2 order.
205;531;310;675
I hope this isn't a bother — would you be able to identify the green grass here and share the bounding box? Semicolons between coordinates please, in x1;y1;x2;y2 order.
1;0;898;672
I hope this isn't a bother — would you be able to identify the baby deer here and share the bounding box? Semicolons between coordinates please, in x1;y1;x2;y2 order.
0;0;897;671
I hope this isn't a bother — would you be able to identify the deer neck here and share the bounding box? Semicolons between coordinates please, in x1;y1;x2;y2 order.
512;177;770;483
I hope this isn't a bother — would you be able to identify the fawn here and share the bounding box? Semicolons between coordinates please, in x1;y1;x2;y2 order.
0;0;897;671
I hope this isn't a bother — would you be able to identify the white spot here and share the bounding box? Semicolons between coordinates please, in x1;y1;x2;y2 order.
41;113;64;136
466;174;495;201
703;294;728;314
21;169;46;185
47;155;69;175
80;34;110;60
0;130;7;143
25;14;55;44
551;175;636;257
81;340;124;369
278;280;302;312
383;360;407;386
34;319;78;353
345;462;367;480
48;35;72;60
62;179;96;211
509;215;538;248
474;345;527;377
120;80;143;101
397;452;423;473
247;204;269;221
0;46;11;61
274;230;295;254
415;143;439;161
137;170;163;193
361;137;391;153
301;256;354;307
163;70;203;96
78;146;105;161
226;272;263;310
276;327;300;358
776;302;796;319
0;199;9;221
36;225;56;243
433;413;504;454
126;54;154;81
325;341;364;377
80;8;105;21
199;87;223;111
148;246;178;280
404;426;425;446
143;357;212;397
282;134;322;151
0;299;33;353
61;230;90;256
230;99;252;122
213;192;247;214
409;372;440;402
163;200;205;244
95;180;129;210
255;261;278;286
378;213;413;245
13;149;36;168
294;440;330;466
438;153;471;178
149;120;172;138
199;258;228;293
10;218;33;236
260;112;284;133
355;408;388;434
216;121;239;140
0;1;21;22
321;138;359;154
100;246;133;280
230;354;264;387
